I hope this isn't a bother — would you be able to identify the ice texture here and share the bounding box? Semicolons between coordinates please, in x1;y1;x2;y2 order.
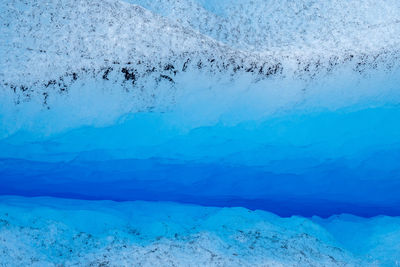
1;0;400;265
1;0;400;216
1;196;400;266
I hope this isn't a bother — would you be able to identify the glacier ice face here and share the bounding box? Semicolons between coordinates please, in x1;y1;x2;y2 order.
1;0;400;217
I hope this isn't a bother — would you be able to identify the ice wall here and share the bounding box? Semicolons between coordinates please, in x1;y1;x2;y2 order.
1;0;400;217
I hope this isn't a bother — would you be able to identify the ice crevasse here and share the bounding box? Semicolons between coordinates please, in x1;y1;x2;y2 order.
2;0;400;265
1;0;400;216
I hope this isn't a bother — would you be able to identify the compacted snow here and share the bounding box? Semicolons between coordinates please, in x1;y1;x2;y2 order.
1;196;399;266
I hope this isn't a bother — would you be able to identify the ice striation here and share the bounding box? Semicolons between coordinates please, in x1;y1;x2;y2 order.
1;0;400;265
1;0;400;214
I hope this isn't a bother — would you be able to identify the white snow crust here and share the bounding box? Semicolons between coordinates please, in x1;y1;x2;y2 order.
1;196;399;266
1;0;400;137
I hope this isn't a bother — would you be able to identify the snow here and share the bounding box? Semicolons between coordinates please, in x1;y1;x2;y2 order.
125;0;400;52
2;195;399;266
1;0;400;125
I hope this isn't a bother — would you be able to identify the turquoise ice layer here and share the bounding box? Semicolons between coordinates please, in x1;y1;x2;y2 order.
1;91;400;217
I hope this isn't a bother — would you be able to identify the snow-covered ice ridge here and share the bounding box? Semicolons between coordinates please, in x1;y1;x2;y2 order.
1;0;400;112
1;196;399;267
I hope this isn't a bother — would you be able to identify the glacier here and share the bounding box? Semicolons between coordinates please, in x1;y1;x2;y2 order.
1;0;400;265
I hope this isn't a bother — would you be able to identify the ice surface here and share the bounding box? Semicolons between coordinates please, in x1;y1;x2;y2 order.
1;0;400;216
1;0;400;264
1;196;400;266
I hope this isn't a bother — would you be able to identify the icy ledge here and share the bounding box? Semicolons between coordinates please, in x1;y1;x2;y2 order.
0;196;399;266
